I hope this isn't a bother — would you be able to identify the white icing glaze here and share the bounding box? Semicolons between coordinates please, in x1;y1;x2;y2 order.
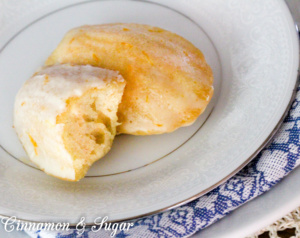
14;64;124;180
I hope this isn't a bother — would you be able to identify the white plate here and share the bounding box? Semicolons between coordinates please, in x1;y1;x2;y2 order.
0;0;298;223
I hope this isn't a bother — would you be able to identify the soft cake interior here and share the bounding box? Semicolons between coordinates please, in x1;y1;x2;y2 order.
56;86;122;181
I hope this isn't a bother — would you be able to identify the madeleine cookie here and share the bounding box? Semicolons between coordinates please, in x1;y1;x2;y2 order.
46;23;214;135
14;64;126;181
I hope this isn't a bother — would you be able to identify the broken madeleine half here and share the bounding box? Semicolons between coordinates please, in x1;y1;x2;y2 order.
14;64;126;181
46;23;214;135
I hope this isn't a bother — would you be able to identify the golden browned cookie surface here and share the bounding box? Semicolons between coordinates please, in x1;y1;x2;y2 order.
46;23;214;135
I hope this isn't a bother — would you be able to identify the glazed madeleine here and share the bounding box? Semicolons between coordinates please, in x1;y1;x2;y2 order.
46;23;214;135
14;64;126;181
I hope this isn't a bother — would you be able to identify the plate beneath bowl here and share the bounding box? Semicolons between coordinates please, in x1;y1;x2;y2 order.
0;0;298;223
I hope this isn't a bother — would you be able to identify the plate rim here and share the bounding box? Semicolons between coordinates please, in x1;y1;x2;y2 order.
0;0;298;225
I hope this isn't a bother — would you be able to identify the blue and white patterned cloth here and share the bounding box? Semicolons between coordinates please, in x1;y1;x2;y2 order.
25;85;300;238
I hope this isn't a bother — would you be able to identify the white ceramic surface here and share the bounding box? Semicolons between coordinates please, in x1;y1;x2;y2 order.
0;0;298;223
